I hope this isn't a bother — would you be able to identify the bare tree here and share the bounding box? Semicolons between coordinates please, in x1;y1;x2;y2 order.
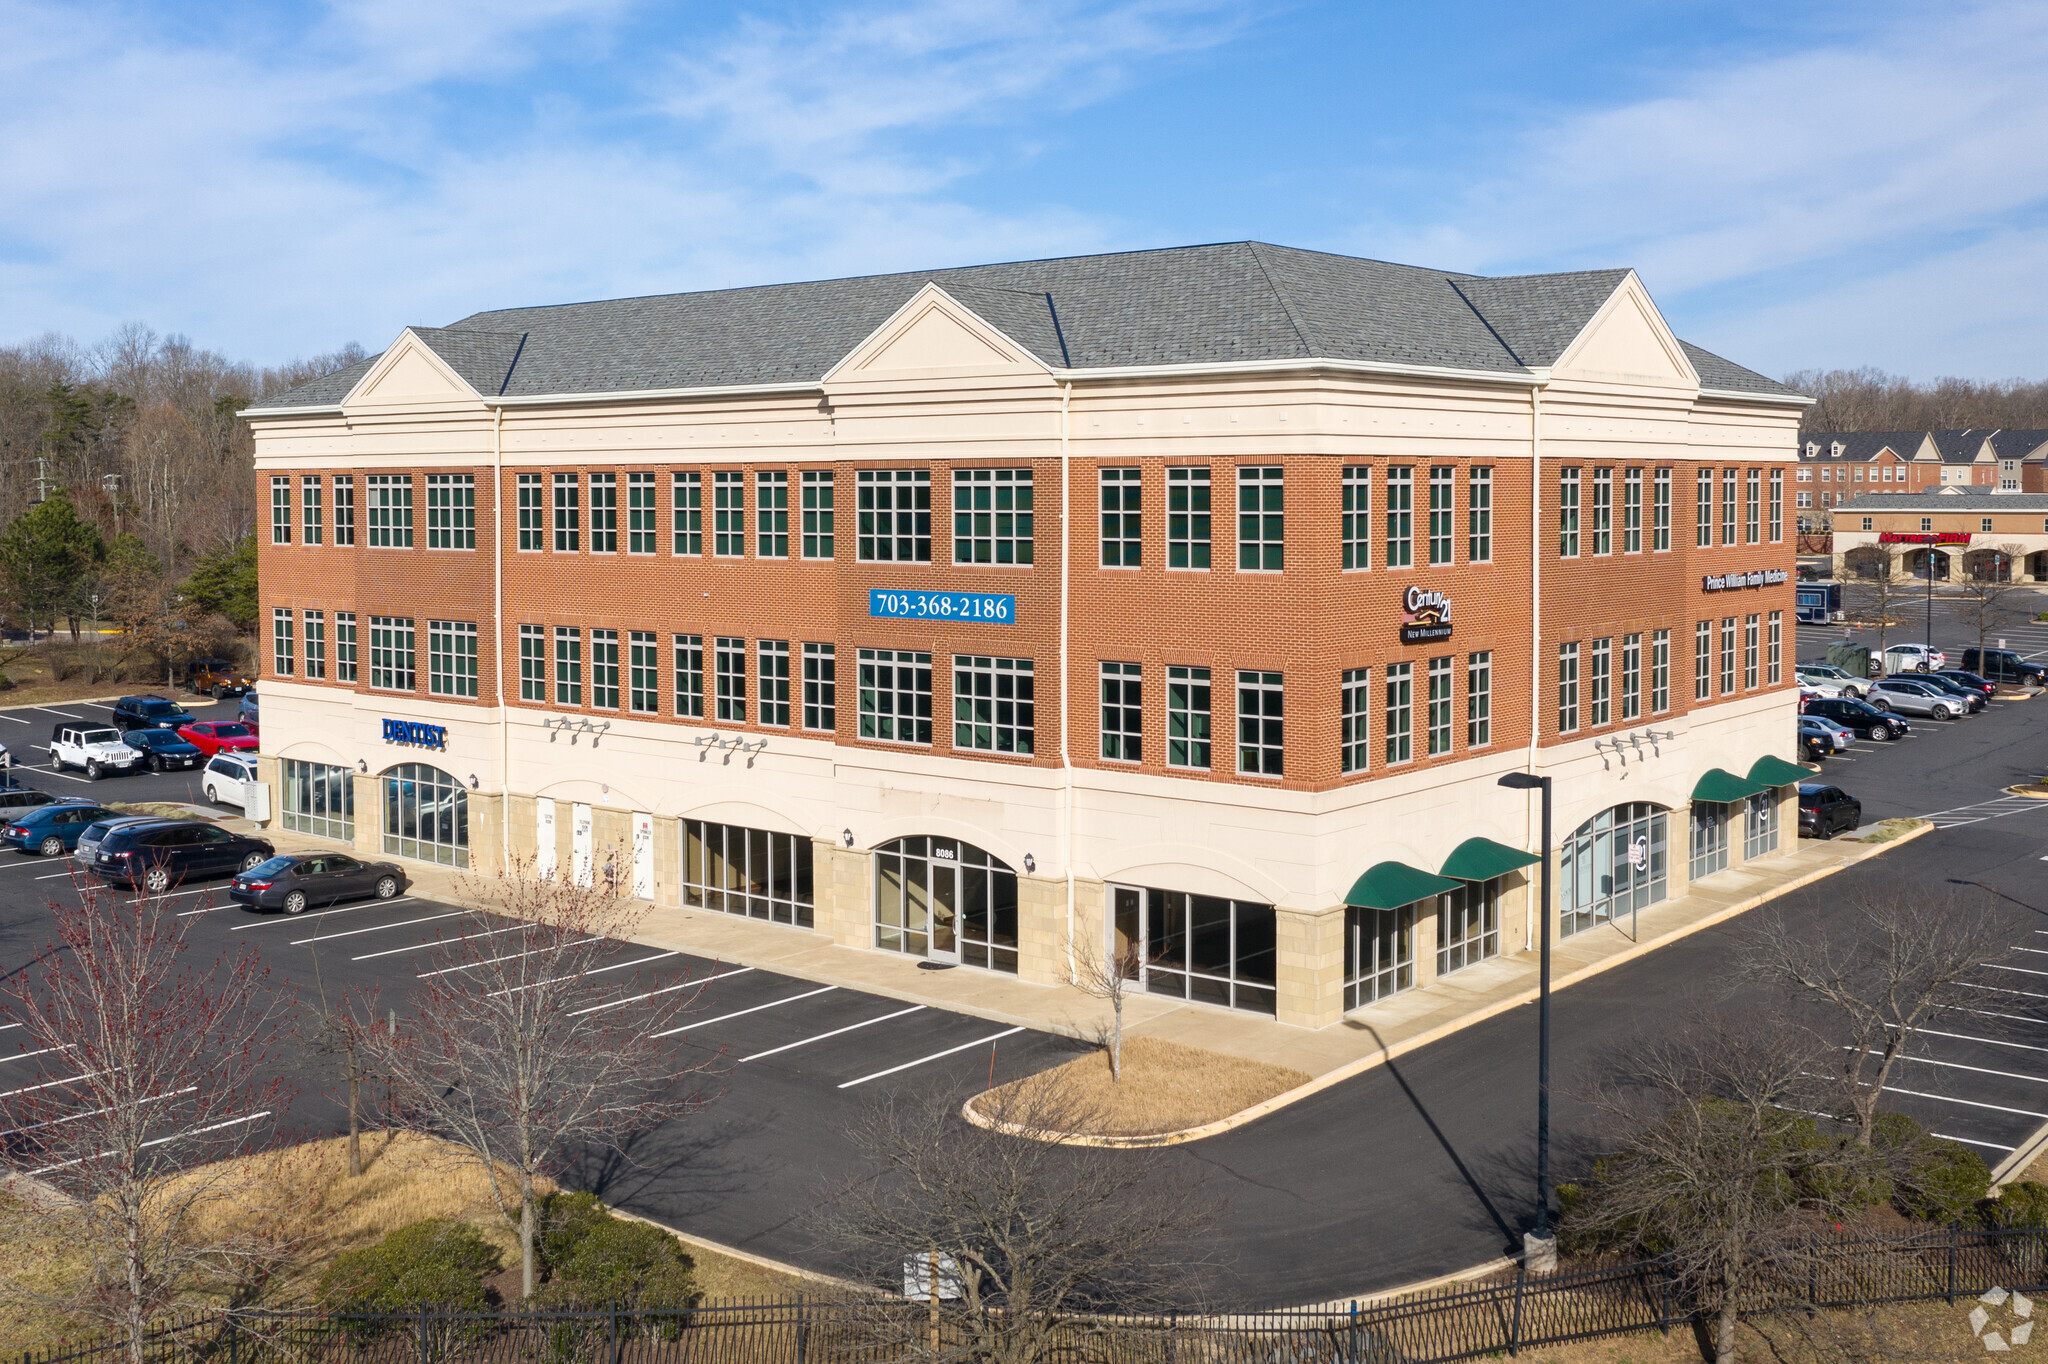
1844;542;1910;658
0;876;294;1361
1954;542;2033;663
1785;366;2048;433
822;1069;1213;1364
1740;888;2009;1147
352;863;716;1300
1068;931;1142;1081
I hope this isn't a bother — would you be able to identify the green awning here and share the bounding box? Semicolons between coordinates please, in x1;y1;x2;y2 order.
1439;836;1542;883
1747;755;1813;789
1692;767;1770;804
1345;860;1463;910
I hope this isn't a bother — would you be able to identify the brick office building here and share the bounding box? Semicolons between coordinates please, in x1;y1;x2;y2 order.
245;243;1807;1029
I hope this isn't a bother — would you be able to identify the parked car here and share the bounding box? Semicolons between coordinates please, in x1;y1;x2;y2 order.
73;813;161;868
49;723;144;779
1800;716;1854;753
3;801;121;857
1914;673;1988;713
1798;680;1845;703
201;753;260;808
184;657;253;699
0;785;58;815
1805;696;1911;741
229;853;409;915
1867;677;1966;719
1882;643;1947;673
1961;648;2048;689
238;693;259;729
1798;725;1830;761
1930;669;1998;699
90;819;273;893
111;695;196;733
121;727;205;772
1798;782;1864;839
1796;662;1868;699
178;720;258;757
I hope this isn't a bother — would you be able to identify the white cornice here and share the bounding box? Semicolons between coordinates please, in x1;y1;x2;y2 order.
483;381;824;408
1050;356;1544;387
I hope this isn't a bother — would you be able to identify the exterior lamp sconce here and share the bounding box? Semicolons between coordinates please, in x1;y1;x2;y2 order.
356;759;368;774
1023;853;1036;873
468;774;480;790
586;719;610;748
695;733;721;762
842;828;855;848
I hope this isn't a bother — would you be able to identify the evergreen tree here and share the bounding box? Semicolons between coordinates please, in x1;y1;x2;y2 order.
0;493;105;639
180;535;257;630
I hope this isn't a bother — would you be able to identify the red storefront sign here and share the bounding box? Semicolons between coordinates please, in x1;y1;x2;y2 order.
1876;531;1972;545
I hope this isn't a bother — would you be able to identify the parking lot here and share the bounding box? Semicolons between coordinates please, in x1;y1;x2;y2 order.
0;692;248;805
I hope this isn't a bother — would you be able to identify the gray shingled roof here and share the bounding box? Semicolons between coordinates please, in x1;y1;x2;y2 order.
248;241;1804;410
1837;489;2048;510
1989;430;2048;459
1930;429;1995;463
1800;431;1929;462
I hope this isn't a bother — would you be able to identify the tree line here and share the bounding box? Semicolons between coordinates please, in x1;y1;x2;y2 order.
1785;366;2048;434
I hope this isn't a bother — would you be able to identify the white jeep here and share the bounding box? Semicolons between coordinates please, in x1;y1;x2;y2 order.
50;724;142;780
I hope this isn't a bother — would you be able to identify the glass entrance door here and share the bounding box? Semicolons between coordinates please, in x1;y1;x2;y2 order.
929;861;959;963
874;837;1019;972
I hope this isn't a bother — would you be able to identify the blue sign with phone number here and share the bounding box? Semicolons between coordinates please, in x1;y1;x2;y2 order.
868;590;1016;624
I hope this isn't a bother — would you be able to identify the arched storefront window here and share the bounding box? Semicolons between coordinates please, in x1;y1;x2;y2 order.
1843;546;1890;580
1907;548;1950;581
1967;549;2012;583
874;837;1018;972
382;763;468;868
1560;803;1667;937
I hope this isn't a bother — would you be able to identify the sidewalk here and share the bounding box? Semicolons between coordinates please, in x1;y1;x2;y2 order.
235;815;1927;1138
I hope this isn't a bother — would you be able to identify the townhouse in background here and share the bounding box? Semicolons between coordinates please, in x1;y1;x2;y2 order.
1796;429;2048;532
243;242;1807;1030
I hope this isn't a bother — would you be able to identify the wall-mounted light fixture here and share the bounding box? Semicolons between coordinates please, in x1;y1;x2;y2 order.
356;759;367;773
1023;853;1036;873
842;828;855;847
468;774;480;790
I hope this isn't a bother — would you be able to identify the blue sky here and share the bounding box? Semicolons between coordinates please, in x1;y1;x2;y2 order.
5;0;2046;380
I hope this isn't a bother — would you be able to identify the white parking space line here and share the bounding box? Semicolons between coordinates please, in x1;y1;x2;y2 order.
738;1005;926;1064
1879;1085;2048;1120
0;1023;18;1033
487;950;681;999
1962;982;2048;1003
0;714;27;724
649;985;837;1039
838;1026;1026;1089
0;1085;195;1139
0;1044;72;1064
1916;1028;2048;1055
1937;1004;2048;1029
232;898;415;930
290;910;468;946
28;1110;271;1176
1884;1051;2048;1085
356;922;528;962
416;936;602;979
0;1071;104;1100
1989;964;2048;980
33;708;83;719
1934;1132;2017;1153
569;965;752;1017
0;858;60;870
34;870;78;880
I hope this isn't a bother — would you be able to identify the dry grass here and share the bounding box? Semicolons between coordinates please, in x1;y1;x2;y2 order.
1522;1297;2018;1364
110;802;222;820
971;1037;1310;1137
1859;817;1927;844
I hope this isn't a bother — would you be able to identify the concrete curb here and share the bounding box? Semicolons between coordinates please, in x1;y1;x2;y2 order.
1992;1120;2048;1189
608;1206;872;1296
965;821;1937;1149
2000;786;2048;800
1286;1255;1522;1312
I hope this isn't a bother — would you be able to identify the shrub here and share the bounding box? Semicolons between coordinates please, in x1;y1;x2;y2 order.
1987;1181;2048;1231
534;1192;694;1307
317;1218;503;1313
1898;1140;1990;1224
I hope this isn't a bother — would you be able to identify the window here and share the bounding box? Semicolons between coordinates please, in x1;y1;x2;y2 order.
1340;667;1371;772
757;640;791;726
1562;803;1667;936
1769;470;1784;542
1589;638;1611;727
1744;469;1760;544
1236;670;1282;775
590;629;619;709
1166;467;1213;569
802;471;834;559
517;474;544;550
1621;634;1641;721
1797;467;1812;482
876;836;1020;971
1427;656;1453;756
714;636;747;722
803;643;836;731
427;621;478;698
552;473;580;552
1799;492;1814;509
1558;642;1580;733
1695;621;1712;701
1101;662;1141;761
954;468;1034;564
1236;466;1283;571
628;473;658;554
519;625;546;702
302;476;323;546
756;471;789;558
334;477;355;546
1696;468;1713;547
335;611;357;683
1439;878;1499;976
1121;886;1276;1014
1720;617;1736;695
1385;662;1413;765
304;611;326;680
1429;466;1455;565
1345;905;1413;1008
426;474;476;550
673;472;702;555
1167;666;1211;769
281;758;354;841
1342;467;1371;570
553;627;582;705
1591;468;1612;555
1690;802;1729;881
1623;468;1642;553
684;821;814;928
857;470;931;562
1767;612;1782;685
369;617;415;692
382;762;467;869
1744;792;1778;860
1743;614;1759;690
955;656;1034;753
1385;466;1413;568
367;475;413;548
674;634;704;718
1983;517;1995;534
1653;468;1671;551
1469;467;1492;563
713;471;745;557
1721;469;1737;546
858;648;932;744
1651;630;1670;713
272;607;294;674
271;476;291;544
1559;468;1580;557
1921;517;1932;532
1100;468;1141;566
1467;652;1491;748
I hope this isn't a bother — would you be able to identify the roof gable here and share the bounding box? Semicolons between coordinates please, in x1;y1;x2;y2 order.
342;330;486;408
1549;273;1697;389
823;283;1049;382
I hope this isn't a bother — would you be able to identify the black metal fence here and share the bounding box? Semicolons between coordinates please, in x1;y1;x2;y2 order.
21;1226;2048;1364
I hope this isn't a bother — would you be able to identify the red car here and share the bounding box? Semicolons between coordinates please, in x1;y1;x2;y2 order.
177;720;259;757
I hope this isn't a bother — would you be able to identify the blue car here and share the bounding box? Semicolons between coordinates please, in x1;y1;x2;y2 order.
4;801;122;857
122;728;204;773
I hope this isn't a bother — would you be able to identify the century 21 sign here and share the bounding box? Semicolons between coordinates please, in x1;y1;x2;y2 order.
1399;586;1453;644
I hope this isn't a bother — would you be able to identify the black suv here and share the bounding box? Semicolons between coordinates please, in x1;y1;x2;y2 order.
1961;648;2048;688
90;819;273;893
111;695;197;733
1803;696;1910;741
1798;783;1863;839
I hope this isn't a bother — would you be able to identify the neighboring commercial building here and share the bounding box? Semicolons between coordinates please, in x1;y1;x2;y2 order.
1833;488;2048;581
244;242;1807;1030
1796;430;2048;530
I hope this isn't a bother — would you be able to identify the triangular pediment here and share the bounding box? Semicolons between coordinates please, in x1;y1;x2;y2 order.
343;330;483;408
1552;274;1698;389
824;284;1048;383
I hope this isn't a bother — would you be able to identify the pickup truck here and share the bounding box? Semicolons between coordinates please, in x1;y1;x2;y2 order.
1960;647;2048;689
49;724;144;780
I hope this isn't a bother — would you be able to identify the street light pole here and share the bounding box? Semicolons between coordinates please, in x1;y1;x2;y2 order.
1499;770;1556;1268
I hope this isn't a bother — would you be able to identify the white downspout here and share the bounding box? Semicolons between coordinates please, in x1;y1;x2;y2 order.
495;406;510;874
1525;383;1543;955
1061;380;1076;985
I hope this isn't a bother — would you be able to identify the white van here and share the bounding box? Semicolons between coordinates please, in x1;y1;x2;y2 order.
202;753;259;808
